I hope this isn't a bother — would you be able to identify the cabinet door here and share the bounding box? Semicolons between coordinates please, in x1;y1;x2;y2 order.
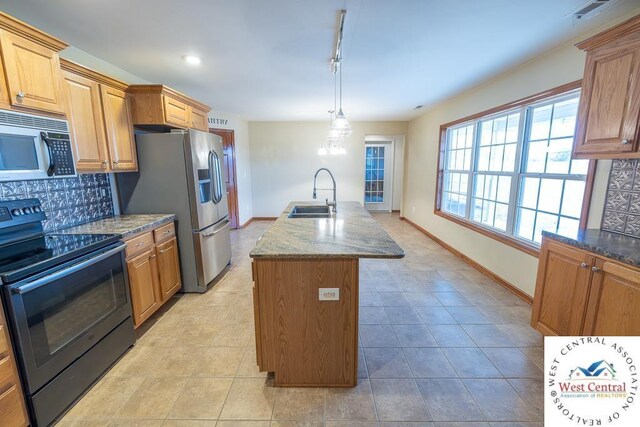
62;70;110;172
583;259;640;336
0;56;9;109
127;250;161;327
0;30;64;114
531;239;594;336
156;237;182;302
163;96;190;128
189;106;208;131
574;43;640;157
100;86;138;171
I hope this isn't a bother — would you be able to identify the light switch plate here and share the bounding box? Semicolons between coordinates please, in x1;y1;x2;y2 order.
319;288;339;301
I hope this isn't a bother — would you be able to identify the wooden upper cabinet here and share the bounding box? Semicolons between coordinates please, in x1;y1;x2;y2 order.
128;85;210;131
190;106;208;131
101;86;137;171
62;69;110;171
0;56;9;109
531;239;594;336
574;15;640;158
583;259;640;336
0;12;68;115
163;95;190;128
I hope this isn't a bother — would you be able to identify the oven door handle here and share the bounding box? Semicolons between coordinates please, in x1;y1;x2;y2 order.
11;243;125;295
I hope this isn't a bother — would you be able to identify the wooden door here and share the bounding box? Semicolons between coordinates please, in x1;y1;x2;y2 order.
156;237;182;302
574;40;640;157
62;70;110;172
531;239;594;336
163;96;190;128
127;250;161;327
583;259;640;336
0;30;64;114
189;106;208;131
100;86;138;171
210;129;239;229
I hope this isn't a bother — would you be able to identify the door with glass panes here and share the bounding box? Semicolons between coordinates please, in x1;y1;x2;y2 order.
364;142;392;211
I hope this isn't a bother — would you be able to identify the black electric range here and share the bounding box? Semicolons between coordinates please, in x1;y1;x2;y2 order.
0;198;135;426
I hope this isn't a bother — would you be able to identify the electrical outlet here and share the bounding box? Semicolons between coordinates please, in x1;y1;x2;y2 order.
319;288;339;301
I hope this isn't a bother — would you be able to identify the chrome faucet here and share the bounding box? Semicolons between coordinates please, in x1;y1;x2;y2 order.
313;168;337;213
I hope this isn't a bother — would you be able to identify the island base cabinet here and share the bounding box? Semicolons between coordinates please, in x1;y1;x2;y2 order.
252;258;359;387
531;237;640;336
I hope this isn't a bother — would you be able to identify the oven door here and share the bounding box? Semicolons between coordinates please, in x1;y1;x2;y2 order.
0;124;50;181
3;242;132;394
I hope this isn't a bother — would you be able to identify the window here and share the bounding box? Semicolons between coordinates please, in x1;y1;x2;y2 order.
437;83;593;251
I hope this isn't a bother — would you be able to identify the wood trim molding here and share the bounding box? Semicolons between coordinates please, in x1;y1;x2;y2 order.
576;14;640;51
0;11;68;51
60;58;129;90
127;84;210;111
440;80;582;130
400;216;533;305
434;80;597;258
241;217;278;228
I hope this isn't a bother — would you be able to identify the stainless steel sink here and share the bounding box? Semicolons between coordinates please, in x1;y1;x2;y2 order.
288;205;332;218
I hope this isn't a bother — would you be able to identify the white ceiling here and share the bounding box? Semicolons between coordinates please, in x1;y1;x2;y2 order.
2;0;639;121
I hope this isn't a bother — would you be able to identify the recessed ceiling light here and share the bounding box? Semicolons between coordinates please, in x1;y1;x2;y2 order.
183;55;201;65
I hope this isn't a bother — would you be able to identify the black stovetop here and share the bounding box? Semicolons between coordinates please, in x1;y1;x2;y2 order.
0;232;121;284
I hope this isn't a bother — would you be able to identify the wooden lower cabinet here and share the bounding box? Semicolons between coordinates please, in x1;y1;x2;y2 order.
531;237;640;336
125;223;181;328
127;249;161;326
0;300;28;426
252;257;359;387
156;238;181;302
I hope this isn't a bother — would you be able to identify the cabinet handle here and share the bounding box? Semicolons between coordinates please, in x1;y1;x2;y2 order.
150;254;156;259
159;248;168;254
113;161;119;165
592;266;601;272
136;242;145;247
16;91;25;99
163;230;171;235
580;262;589;268
621;139;630;145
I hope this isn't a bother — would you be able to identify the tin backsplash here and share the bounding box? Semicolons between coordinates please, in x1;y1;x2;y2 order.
0;174;114;232
602;159;640;238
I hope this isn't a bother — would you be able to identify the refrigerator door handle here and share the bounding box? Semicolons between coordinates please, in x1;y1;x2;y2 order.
202;220;231;237
208;149;217;204
212;150;223;204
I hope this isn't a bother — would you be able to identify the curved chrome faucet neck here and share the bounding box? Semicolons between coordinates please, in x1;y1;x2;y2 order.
312;168;337;213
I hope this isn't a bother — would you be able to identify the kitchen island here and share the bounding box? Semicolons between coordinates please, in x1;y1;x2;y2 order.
250;201;404;387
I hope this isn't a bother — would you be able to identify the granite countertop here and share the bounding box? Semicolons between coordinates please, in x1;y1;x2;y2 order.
250;201;405;259
542;229;640;267
59;214;176;240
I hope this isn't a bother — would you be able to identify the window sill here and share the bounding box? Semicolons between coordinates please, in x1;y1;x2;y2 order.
434;210;540;258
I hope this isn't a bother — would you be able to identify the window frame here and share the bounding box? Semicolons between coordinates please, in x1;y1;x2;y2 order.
434;80;596;258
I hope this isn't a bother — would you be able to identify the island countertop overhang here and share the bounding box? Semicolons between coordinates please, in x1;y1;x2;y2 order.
249;201;405;259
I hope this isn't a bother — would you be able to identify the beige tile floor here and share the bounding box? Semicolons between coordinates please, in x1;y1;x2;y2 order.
56;213;544;427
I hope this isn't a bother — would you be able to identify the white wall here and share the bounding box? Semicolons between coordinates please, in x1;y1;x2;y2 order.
208;111;254;226
249;121;408;217
403;10;639;297
60;46;150;84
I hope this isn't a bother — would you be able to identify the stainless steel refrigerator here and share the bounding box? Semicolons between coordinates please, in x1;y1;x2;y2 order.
117;129;232;293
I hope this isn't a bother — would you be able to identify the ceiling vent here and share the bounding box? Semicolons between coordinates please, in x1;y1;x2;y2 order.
572;0;624;22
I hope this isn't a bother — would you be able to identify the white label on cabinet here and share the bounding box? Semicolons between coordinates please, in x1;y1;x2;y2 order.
319;288;339;301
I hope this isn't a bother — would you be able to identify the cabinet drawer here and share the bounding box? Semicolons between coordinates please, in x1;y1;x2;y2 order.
125;232;155;259
0;384;28;427
154;222;176;244
0;325;8;356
